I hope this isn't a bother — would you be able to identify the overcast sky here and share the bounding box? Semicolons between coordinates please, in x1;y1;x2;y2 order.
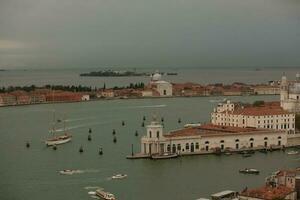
0;0;300;69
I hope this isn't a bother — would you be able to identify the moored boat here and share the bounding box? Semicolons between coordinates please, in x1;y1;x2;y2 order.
287;150;299;155
95;189;116;200
151;152;178;159
239;168;260;174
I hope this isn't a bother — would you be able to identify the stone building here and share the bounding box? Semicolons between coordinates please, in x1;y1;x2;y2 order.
140;118;287;156
211;100;295;134
280;74;300;113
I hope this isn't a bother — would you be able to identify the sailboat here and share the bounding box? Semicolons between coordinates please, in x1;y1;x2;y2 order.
45;111;72;146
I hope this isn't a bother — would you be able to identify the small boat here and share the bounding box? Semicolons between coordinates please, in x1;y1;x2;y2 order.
259;148;268;153
95;189;116;200
151;153;178;160
224;152;232;155
239;168;260;174
184;123;201;128
242;153;252;158
287;150;299;155
111;174;127;179
59;169;82;175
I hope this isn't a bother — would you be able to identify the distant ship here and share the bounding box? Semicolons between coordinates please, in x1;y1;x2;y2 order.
45;112;72;146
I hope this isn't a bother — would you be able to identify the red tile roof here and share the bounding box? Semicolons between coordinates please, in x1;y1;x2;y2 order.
240;185;294;200
222;102;292;116
164;124;279;138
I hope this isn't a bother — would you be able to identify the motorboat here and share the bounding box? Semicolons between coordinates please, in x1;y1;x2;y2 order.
95;189;116;200
111;174;127;179
59;169;82;175
184;123;202;128
151;152;178;160
239;168;260;174
287;150;299;155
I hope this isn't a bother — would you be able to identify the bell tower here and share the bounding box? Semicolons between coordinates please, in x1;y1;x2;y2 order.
146;115;163;139
280;75;288;107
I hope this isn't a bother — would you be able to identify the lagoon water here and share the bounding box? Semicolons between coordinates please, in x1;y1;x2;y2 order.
0;95;299;200
0;67;299;88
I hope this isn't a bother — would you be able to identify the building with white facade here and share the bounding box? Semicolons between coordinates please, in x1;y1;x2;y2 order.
149;72;173;97
211;100;295;134
140;118;287;156
280;74;300;113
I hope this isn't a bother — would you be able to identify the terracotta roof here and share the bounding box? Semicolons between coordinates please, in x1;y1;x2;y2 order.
240;185;294;200
222;102;292;116
164;124;280;138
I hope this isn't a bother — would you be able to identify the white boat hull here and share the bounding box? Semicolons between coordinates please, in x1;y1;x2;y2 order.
45;137;71;146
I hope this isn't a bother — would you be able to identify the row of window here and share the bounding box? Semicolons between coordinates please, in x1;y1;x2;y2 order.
166;137;282;152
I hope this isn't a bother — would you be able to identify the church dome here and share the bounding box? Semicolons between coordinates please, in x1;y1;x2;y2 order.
151;72;162;81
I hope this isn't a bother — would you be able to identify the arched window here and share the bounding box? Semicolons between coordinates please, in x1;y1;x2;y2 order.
177;144;181;151
149;131;152;138
264;137;268;140
250;138;254;141
205;141;210;144
220;140;224;143
167;144;171;152
195;142;199;149
186;143;189;150
278;136;282;139
235;139;239;142
156;131;160;138
172;144;176;153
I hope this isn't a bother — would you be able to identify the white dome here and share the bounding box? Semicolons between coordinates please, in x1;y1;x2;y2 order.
151;72;161;81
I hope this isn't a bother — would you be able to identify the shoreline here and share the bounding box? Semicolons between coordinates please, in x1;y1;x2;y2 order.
0;94;278;108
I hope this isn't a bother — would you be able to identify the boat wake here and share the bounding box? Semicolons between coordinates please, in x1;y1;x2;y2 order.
84;186;103;190
129;104;166;109
65;117;95;122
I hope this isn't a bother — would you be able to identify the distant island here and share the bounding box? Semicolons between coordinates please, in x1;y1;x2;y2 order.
80;70;178;77
80;70;149;77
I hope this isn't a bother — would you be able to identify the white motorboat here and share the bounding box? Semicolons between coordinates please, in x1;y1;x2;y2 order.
239;168;260;174
59;169;82;175
287;150;299;155
184;123;201;128
111;174;127;179
95;189;116;200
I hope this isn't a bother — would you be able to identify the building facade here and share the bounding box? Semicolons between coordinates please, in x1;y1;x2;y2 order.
211;100;295;134
280;74;300;113
149;72;173;97
140;119;287;156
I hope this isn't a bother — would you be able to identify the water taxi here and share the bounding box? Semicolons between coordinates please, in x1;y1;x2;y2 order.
111;174;127;179
95;189;116;200
59;169;82;175
239;168;259;174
